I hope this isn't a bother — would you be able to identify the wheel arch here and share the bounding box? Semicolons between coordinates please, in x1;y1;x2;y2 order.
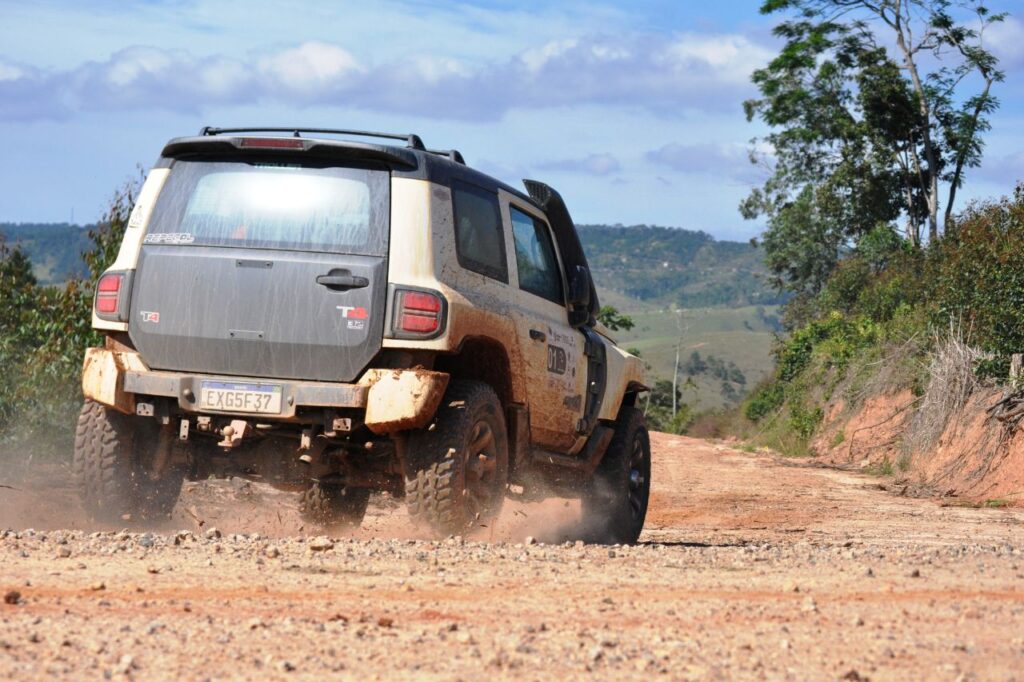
433;335;520;407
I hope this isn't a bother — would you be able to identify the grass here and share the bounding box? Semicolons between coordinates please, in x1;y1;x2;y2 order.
865;458;895;477
598;287;779;412
944;497;1015;509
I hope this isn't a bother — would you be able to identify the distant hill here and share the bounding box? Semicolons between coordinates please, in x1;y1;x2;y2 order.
0;223;94;284
1;222;783;310
578;224;783;308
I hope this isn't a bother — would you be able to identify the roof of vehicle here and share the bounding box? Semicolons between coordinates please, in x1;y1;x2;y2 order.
157;127;541;208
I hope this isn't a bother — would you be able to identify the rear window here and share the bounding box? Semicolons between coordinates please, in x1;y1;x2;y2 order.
145;160;390;256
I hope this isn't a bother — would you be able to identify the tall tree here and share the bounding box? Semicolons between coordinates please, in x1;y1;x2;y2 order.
744;0;1004;294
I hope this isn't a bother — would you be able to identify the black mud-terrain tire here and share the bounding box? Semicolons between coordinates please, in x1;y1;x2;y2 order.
405;381;509;536
73;400;184;524
298;482;371;529
581;407;651;545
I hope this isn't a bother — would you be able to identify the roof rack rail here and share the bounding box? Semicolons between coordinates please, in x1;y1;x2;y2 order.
426;148;466;165
198;126;426;151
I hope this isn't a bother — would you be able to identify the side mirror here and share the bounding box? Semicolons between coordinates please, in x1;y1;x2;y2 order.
567;265;592;328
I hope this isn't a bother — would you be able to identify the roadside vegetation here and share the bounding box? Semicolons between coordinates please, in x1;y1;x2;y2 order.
0;182;135;457
720;1;1023;469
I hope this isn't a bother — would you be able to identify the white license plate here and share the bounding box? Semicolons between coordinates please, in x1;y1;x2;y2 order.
200;381;283;414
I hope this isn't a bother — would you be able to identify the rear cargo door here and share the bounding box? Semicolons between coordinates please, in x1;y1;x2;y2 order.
129;159;390;383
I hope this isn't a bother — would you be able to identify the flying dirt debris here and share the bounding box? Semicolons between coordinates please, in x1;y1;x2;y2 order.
73;127;649;543
4;433;1024;678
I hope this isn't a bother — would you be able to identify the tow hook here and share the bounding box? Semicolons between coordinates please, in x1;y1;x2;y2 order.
217;419;252;448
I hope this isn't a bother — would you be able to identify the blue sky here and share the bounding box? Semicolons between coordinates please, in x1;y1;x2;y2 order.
0;0;1021;240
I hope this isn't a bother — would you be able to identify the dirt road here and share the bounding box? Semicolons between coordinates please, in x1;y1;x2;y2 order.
2;433;1023;679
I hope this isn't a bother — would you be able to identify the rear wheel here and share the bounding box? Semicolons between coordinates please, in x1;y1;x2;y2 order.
298;481;371;529
73;400;185;524
581;407;651;545
405;381;509;536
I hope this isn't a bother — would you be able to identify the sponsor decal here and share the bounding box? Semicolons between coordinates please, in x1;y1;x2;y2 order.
347;319;366;331
140;311;160;323
143;232;195;245
563;394;582;411
336;305;368;319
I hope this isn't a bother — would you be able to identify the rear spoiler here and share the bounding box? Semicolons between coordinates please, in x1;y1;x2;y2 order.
160;135;420;170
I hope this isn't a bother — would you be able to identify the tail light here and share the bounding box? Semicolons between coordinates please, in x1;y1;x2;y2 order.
394;289;445;338
94;271;130;321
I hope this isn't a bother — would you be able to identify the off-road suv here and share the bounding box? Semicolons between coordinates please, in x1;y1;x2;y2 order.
75;127;650;543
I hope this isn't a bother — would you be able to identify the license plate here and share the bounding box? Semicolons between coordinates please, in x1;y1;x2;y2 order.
199;381;283;414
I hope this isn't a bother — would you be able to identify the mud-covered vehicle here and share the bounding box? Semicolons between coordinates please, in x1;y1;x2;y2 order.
75;127;650;543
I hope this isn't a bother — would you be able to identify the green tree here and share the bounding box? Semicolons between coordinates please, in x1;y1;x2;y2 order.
644;379;694;434
596;305;635;332
0;243;42;429
744;0;1004;294
0;175;139;447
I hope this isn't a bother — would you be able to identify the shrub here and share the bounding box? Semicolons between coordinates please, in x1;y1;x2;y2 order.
0;178;137;451
929;184;1024;377
745;382;785;421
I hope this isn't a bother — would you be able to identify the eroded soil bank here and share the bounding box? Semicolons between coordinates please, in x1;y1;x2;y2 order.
813;386;1024;506
3;433;1023;679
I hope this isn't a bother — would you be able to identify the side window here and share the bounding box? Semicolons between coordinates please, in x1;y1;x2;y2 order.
510;206;564;305
452;181;508;283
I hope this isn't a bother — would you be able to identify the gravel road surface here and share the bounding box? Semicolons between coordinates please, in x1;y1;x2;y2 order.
2;433;1023;680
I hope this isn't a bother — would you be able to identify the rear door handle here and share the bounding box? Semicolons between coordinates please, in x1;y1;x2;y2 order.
529;329;546;342
317;274;369;290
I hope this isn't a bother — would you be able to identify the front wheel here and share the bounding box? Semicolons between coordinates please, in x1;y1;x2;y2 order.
404;381;509;536
581;407;651;544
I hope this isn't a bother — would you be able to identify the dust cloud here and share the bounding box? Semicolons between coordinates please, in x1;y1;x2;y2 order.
1;455;592;544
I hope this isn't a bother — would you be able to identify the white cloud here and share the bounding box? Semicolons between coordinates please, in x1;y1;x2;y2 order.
661;34;774;84
196;58;251;98
257;42;363;92
103;47;177;88
647;142;768;183
0;33;772;122
520;39;580;72
987;16;1024;70
401;56;471;84
0;61;27;82
975;149;1024;184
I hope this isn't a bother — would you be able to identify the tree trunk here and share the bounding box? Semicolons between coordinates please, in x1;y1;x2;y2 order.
672;344;680;419
893;2;939;240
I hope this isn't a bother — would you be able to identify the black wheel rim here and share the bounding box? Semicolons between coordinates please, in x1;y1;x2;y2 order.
626;433;649;521
463;418;498;518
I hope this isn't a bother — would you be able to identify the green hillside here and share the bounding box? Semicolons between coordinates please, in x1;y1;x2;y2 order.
0;223;94;284
581;224;782;412
598;289;781;411
579;224;784;308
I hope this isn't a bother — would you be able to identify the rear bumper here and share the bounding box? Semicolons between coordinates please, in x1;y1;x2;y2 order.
81;347;449;434
123;369;368;418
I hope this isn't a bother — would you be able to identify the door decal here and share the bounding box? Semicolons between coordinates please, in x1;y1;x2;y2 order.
546;344;567;375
